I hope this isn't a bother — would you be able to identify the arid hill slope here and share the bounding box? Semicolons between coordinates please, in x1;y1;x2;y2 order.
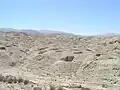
0;32;120;90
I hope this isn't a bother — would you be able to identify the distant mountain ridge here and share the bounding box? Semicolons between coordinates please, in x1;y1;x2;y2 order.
0;28;75;36
102;33;117;36
0;28;118;36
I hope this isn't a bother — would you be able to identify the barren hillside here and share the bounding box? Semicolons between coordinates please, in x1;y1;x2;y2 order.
0;31;120;90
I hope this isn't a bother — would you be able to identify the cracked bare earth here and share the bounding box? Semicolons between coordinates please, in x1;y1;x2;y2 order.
0;31;120;90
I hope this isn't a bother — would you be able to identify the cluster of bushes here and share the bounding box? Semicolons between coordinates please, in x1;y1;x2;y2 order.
0;74;29;85
33;85;91;90
0;74;91;90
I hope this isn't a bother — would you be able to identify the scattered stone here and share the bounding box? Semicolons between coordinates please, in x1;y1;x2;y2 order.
9;62;16;67
96;53;102;57
112;67;120;70
73;51;83;54
63;84;82;88
86;48;93;52
50;48;59;50
56;50;62;52
38;50;47;54
109;40;120;44
9;52;13;55
102;84;108;88
0;32;120;90
0;46;6;50
38;47;48;51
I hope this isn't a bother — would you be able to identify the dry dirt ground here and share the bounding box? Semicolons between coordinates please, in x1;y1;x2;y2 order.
0;31;120;90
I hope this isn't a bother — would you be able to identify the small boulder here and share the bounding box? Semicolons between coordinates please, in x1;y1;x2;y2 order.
0;46;6;50
96;53;102;57
61;56;74;62
102;84;108;88
9;62;16;67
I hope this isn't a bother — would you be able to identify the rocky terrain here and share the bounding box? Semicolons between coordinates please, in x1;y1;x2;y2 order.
0;31;120;90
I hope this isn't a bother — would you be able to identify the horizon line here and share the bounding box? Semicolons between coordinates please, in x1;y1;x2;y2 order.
0;27;119;36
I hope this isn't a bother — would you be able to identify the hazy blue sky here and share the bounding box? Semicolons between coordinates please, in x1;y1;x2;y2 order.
0;0;120;35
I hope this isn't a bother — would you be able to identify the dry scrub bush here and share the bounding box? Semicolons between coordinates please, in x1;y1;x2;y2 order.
33;87;42;90
18;77;24;83
81;87;91;90
0;74;4;81
24;79;29;85
50;85;56;90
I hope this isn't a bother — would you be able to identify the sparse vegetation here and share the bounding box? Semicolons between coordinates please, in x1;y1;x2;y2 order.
0;74;30;85
0;31;120;90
